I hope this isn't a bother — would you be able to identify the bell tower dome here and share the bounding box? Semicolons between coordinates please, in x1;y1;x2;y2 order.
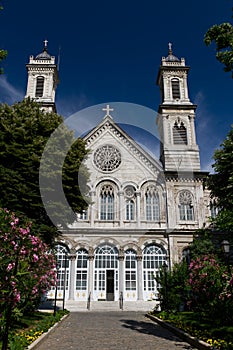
156;43;200;172
25;40;59;113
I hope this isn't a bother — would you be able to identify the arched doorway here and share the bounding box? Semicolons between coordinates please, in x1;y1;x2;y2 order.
94;244;119;301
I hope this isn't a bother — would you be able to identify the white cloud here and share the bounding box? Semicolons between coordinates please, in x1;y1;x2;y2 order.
0;75;24;104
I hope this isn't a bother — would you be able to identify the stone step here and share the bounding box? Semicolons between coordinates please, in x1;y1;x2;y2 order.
59;300;159;312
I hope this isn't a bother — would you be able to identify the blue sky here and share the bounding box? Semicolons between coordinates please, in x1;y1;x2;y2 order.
0;0;232;172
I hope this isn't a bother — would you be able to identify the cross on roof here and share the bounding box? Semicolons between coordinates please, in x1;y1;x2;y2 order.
102;104;114;117
44;39;48;48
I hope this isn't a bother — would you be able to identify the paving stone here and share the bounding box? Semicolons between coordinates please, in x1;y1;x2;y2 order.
34;312;197;350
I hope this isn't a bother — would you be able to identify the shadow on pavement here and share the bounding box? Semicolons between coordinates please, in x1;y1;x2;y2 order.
120;318;194;349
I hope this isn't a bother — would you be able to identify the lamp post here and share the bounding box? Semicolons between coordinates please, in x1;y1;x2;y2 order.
221;240;230;267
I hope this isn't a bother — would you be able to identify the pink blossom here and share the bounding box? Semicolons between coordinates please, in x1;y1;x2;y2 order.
14;293;20;302
7;263;14;271
33;254;39;262
19;227;30;235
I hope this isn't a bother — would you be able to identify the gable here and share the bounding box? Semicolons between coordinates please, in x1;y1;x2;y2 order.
83;116;164;187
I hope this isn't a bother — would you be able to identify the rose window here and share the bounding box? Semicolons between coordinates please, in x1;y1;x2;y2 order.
93;145;121;172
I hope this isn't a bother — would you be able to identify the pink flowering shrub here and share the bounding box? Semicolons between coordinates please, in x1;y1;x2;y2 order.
0;208;57;348
188;254;233;322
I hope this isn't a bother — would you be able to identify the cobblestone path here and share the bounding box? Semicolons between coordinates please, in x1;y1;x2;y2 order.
35;312;197;350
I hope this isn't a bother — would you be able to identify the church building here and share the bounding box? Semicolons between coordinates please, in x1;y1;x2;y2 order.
25;42;213;305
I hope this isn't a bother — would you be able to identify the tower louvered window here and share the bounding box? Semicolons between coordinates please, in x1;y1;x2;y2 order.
35;76;44;97
171;78;180;99
173;121;187;145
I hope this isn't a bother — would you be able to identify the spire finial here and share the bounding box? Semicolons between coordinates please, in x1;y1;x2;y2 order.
43;39;48;50
168;42;172;55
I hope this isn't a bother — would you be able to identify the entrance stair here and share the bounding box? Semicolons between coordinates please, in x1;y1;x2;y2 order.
57;300;159;312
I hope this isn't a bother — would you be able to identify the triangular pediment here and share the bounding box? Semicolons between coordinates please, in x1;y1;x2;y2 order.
83;115;163;177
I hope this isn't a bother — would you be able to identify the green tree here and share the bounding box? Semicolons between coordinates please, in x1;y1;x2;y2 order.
0;99;90;244
207;126;233;234
0;209;57;350
204;17;233;77
188;229;217;260
156;261;190;312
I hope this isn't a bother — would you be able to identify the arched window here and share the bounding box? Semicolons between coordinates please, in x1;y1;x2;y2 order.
171;78;180;99
35;76;44;97
52;244;70;293
76;249;88;292
210;200;218;218
145;186;160;221
95;245;118;269
125;249;137;291
179;191;194;221
173;121;187;145
143;245;167;298
182;248;191;264
100;185;114;220
126;200;135;220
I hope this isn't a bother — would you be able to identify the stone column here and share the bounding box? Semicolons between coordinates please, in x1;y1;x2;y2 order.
118;248;124;297
136;192;141;227
88;248;94;300
90;190;96;227
118;191;124;226
68;250;77;300
136;253;143;300
189;115;197;145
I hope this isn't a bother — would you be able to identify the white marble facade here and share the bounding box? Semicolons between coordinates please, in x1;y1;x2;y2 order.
25;43;213;303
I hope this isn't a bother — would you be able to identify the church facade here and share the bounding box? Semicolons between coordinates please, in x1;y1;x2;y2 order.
25;42;214;303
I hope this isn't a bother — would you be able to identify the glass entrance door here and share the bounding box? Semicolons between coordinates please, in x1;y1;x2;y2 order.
94;244;119;301
106;270;114;301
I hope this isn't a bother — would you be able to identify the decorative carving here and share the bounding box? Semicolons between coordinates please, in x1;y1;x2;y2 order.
118;247;125;260
179;190;193;205
94;145;121;172
124;185;135;199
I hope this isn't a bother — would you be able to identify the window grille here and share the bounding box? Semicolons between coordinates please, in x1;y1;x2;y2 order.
145;186;160;221
35;76;44;97
173;121;187;145
171;78;180;99
143;245;167;292
125;249;137;291
126;200;135;220
76;249;88;291
100;185;114;220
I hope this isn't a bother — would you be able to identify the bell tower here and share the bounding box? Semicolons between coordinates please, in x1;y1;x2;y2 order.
25;40;59;113
156;43;200;172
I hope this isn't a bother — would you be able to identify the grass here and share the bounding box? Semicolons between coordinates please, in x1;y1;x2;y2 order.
152;311;233;349
0;309;69;350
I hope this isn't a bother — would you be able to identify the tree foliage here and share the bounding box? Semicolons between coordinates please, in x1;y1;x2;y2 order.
0;209;57;350
188;229;217;260
188;255;233;323
204;19;233;77
207;126;233;233
0;99;90;244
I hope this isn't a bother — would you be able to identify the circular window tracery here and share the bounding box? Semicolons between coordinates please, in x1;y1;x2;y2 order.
93;145;121;172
